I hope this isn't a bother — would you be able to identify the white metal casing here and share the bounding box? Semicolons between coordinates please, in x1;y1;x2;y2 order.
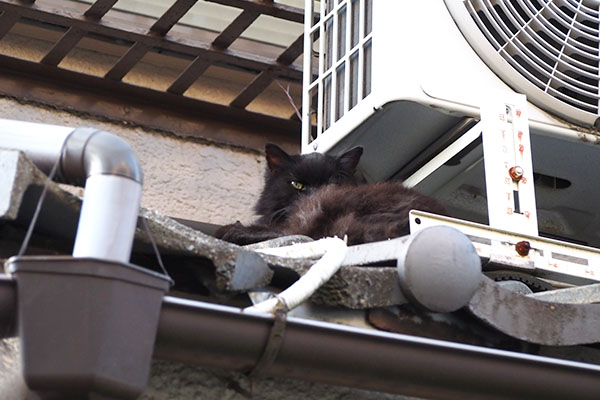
302;1;600;164
302;0;600;248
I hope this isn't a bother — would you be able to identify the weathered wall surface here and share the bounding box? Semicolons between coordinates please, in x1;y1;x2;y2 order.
143;359;411;400
0;97;264;225
0;338;412;400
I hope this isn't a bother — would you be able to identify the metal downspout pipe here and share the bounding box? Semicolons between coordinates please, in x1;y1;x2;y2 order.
0;118;143;262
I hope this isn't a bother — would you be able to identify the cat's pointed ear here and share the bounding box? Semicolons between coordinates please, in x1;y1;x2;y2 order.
265;144;292;171
338;146;363;172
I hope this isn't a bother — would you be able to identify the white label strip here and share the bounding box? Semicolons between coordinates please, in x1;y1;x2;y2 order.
481;94;538;236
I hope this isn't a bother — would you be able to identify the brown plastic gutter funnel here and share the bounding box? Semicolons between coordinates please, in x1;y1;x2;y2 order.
0;274;16;339
6;256;170;400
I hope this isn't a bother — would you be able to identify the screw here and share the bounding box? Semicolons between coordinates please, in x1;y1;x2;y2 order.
509;166;524;182
515;241;531;256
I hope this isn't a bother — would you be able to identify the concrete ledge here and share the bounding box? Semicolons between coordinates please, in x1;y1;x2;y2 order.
1;149;403;309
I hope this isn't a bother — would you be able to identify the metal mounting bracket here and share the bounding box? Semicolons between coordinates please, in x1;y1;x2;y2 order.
410;210;600;285
406;93;600;287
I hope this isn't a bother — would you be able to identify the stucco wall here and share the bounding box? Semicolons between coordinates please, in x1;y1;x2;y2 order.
0;338;412;400
0;96;264;225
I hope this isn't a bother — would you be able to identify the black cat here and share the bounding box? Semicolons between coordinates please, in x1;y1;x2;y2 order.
215;144;446;246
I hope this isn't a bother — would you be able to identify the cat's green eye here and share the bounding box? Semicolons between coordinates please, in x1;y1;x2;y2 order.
290;180;305;191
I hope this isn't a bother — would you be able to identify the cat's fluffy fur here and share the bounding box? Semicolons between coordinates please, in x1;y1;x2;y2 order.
215;144;446;245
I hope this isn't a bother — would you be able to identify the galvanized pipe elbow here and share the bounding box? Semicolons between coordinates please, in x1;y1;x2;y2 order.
59;127;143;186
0;119;143;263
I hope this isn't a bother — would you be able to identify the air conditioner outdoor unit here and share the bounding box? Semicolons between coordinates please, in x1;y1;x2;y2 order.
302;0;600;248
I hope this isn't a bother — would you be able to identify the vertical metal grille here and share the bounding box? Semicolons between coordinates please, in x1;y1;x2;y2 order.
304;0;373;146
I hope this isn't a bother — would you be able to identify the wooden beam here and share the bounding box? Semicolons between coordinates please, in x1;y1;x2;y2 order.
204;0;303;23
84;0;118;20
167;56;210;95
105;42;150;81
150;0;198;36
230;70;273;108
41;26;85;66
212;9;259;49
276;33;304;65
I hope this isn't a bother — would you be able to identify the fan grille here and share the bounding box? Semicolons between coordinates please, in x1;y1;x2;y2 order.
452;0;600;126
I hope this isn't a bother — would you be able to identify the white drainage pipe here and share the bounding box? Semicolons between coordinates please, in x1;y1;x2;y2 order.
0;119;73;172
0;119;143;263
73;174;142;262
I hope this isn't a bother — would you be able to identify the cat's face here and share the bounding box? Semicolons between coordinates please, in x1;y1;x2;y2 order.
255;144;363;221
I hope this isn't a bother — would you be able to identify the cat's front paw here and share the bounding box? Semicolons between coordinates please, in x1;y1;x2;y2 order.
214;221;282;245
214;221;244;241
215;221;262;245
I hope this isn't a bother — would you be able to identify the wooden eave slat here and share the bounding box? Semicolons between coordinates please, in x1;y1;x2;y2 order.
0;53;300;142
105;42;151;81
41;26;84;66
277;33;304;65
212;9;259;49
83;0;118;20
0;1;302;80
167;56;210;95
150;0;198;36
230;70;273;108
205;0;304;23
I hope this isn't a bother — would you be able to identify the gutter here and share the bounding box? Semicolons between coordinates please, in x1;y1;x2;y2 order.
1;279;599;399
154;297;600;400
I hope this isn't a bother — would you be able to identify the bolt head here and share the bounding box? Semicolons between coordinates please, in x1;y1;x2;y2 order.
515;241;531;256
509;166;524;182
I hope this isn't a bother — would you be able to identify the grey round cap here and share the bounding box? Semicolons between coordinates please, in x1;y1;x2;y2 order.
397;226;482;313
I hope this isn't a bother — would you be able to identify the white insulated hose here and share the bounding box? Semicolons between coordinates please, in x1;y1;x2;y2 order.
244;237;348;314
